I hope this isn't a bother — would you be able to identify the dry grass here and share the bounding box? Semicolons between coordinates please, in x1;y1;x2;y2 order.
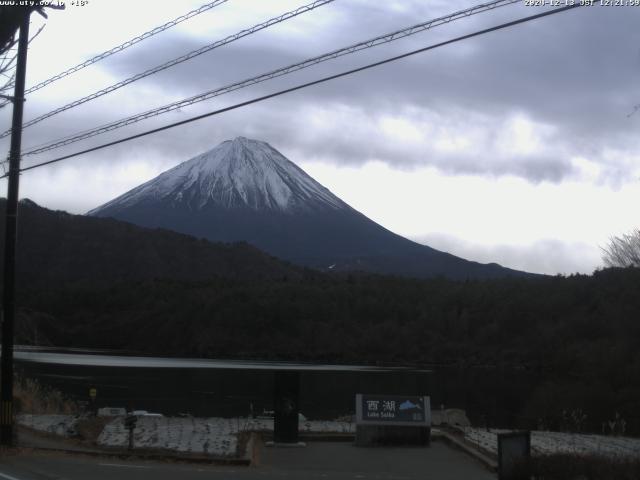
75;416;111;443
236;431;253;458
14;376;78;415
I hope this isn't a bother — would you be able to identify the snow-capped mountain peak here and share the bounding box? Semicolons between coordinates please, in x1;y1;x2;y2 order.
90;137;347;214
88;137;528;280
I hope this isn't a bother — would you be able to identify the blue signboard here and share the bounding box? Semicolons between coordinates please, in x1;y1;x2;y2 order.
356;394;431;426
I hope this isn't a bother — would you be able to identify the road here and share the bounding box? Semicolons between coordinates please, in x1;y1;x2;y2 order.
0;442;496;479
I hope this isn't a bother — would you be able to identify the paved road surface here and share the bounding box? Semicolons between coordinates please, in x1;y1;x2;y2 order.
260;442;496;480
0;442;496;479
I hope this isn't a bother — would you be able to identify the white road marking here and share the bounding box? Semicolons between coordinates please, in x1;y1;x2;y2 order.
0;471;25;480
98;463;153;469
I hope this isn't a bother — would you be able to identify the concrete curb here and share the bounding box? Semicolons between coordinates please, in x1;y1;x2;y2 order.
432;428;498;472
12;444;252;466
16;426;250;466
258;433;355;443
300;433;355;442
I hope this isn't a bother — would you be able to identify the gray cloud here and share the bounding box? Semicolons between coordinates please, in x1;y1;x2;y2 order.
4;2;639;186
0;1;635;278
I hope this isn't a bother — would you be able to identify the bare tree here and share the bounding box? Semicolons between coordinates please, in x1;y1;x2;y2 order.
0;16;19;104
0;24;47;107
0;4;57;107
602;228;640;268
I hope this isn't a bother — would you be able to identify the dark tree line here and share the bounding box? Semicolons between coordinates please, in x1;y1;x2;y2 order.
13;266;640;434
4;199;640;433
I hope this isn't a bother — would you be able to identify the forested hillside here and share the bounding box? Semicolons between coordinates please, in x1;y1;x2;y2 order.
0;199;304;287
3;199;639;434
15;267;640;433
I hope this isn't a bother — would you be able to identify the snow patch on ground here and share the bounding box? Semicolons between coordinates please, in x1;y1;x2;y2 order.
18;414;357;457
98;417;238;456
97;417;354;457
21;414;639;461
17;414;79;437
245;417;355;434
463;427;640;459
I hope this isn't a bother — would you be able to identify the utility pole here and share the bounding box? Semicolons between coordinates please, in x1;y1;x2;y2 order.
1;10;30;446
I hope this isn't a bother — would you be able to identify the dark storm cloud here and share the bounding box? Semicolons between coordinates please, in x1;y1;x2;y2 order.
8;2;639;184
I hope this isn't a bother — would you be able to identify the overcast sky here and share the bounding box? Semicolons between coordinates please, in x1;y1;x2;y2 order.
1;0;639;275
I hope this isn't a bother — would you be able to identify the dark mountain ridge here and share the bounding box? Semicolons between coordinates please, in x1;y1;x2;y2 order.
0;198;304;288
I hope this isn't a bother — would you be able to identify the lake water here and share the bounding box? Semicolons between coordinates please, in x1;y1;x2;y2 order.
15;347;537;424
15;348;433;419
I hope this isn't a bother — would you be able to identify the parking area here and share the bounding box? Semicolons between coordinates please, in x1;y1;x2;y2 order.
259;440;497;480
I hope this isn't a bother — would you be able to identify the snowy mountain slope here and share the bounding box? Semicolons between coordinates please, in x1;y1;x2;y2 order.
89;137;346;214
89;137;530;279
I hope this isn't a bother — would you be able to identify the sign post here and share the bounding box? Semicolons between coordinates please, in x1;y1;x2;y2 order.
0;9;30;447
273;371;301;445
125;414;137;450
498;431;531;480
88;386;97;415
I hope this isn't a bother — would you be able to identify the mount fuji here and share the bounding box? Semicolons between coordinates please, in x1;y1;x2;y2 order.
88;137;527;279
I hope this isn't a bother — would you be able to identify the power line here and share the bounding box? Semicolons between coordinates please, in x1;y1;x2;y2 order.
0;0;229;109
0;0;335;139
7;4;582;178
20;0;521;157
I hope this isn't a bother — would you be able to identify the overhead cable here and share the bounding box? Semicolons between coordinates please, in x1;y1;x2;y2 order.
0;0;335;138
0;0;229;109
21;0;522;156
8;4;582;178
